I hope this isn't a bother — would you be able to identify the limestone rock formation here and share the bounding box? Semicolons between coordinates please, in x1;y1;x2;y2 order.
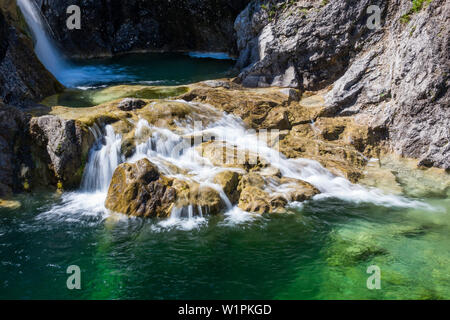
234;0;449;169
237;172;319;214
105;158;227;217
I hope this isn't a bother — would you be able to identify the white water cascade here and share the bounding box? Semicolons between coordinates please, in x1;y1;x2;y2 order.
17;0;69;81
37;99;429;230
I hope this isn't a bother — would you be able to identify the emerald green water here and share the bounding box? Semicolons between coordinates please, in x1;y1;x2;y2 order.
1;193;448;300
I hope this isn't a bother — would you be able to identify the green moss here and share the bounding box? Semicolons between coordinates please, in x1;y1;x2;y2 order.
400;14;411;24
400;0;432;24
41;85;190;109
412;0;432;13
23;180;30;192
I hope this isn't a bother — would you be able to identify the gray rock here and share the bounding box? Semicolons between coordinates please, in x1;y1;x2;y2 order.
118;98;147;111
29;116;95;189
235;0;449;169
0;103;32;196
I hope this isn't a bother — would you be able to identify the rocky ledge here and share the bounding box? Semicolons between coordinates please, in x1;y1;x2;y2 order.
8;80;445;214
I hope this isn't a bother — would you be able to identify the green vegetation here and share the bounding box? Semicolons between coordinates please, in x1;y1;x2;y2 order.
400;0;432;24
412;0;432;13
261;0;298;21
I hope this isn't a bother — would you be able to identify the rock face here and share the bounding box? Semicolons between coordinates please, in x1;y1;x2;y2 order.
0;102;31;196
234;0;449;169
35;0;251;58
29;115;94;189
0;0;62;105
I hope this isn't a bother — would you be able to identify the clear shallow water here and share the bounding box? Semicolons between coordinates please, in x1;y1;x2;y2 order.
0;194;448;300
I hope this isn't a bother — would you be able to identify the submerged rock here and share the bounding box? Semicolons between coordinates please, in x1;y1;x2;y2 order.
0;199;21;210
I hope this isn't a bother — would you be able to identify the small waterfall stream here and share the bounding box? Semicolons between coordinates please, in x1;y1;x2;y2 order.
17;0;69;80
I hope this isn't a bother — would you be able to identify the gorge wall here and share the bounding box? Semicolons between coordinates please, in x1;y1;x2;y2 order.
35;0;251;58
234;0;449;169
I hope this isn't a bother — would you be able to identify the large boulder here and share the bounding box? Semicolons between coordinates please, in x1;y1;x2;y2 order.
105;159;176;218
29;115;95;189
105;158;227;217
237;172;320;214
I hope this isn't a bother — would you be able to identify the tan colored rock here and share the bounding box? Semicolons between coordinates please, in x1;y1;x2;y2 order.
197;141;268;170
172;179;225;215
213;170;241;203
237;172;319;214
262;107;291;130
238;186;271;214
105;159;176;218
0;199;21;210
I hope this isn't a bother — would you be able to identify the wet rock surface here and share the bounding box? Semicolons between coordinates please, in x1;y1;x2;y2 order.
105;159;176;218
29;115;94;189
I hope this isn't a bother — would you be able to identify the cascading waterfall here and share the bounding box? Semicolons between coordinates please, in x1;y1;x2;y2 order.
17;0;68;81
81;125;123;192
40;99;430;229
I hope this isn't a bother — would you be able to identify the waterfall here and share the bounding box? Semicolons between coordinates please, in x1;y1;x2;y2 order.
42;100;428;229
17;0;69;81
81;125;124;192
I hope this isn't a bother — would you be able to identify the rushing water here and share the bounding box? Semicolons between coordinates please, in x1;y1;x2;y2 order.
4;0;448;300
